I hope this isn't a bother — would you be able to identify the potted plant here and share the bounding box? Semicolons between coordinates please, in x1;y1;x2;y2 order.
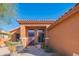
5;41;18;55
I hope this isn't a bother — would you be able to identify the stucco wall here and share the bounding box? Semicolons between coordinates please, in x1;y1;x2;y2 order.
48;11;79;55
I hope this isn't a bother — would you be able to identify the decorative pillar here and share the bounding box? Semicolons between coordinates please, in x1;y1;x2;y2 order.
20;25;28;48
34;29;38;45
45;27;49;44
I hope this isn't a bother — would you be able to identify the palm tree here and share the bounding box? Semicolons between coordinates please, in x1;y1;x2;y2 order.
0;3;17;25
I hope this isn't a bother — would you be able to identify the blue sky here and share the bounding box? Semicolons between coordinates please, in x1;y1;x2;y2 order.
0;3;76;31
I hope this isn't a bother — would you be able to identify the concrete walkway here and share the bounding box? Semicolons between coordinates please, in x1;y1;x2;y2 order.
16;46;58;56
0;46;58;56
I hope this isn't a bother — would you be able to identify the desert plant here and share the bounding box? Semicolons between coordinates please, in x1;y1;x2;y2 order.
5;41;17;46
5;41;18;55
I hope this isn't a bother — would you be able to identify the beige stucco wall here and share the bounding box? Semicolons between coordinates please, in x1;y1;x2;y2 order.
48;11;79;55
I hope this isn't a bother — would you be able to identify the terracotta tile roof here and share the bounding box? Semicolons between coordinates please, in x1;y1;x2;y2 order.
17;20;54;24
48;3;79;30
